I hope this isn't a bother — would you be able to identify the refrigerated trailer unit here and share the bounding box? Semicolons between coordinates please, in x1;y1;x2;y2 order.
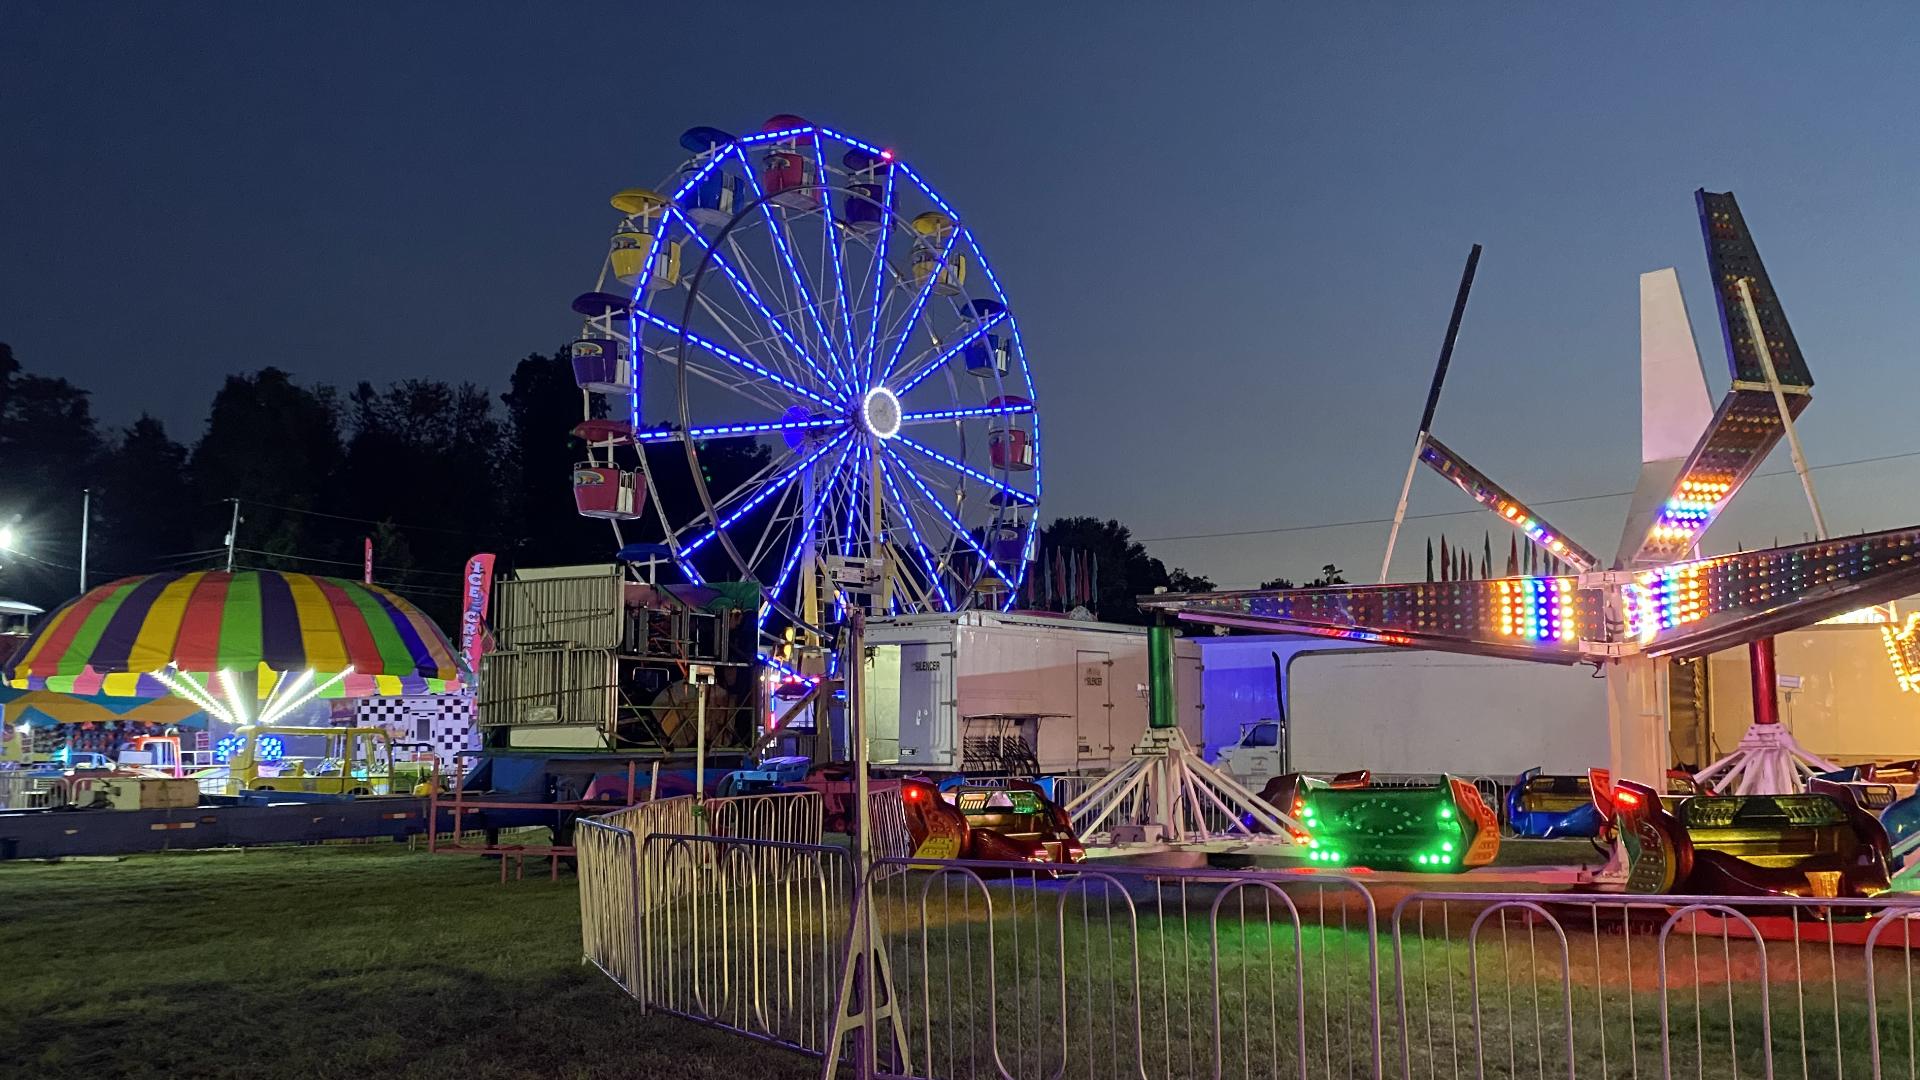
861;611;1203;775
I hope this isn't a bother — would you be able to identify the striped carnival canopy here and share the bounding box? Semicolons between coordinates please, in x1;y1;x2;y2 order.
1;572;465;715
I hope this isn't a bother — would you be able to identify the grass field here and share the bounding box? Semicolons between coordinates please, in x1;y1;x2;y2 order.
0;844;817;1080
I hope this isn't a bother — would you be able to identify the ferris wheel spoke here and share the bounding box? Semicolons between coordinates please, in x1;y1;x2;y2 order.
635;416;844;443
898;402;1034;426
634;309;839;411
646;339;792;415
876;228;960;386
829;439;869;563
811;132;860;364
720;231;838;398
730;145;856;393
679;431;852;559
878;453;955;610
665;437;803;539
668;206;843;399
741;483;804;574
891;435;1037;506
858;168;900;386
891;311;1013;397
882;444;1016;590
765;436;856;614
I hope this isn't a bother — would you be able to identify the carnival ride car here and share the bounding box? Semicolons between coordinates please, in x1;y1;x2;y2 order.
1608;777;1891;898
901;777;1083;866
1507;768;1708;840
216;725;429;797
1259;770;1500;871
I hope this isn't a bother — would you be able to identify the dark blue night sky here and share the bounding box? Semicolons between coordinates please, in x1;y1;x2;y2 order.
5;4;1917;588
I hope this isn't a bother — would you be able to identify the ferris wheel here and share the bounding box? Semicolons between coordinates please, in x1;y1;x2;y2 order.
566;115;1041;646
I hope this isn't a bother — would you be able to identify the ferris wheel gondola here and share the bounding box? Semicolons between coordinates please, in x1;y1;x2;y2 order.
565;116;1042;660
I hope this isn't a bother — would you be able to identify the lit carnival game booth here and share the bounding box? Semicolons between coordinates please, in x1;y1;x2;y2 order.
1141;190;1920;898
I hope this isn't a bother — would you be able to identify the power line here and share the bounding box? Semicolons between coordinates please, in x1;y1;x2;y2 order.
1140;448;1920;544
232;547;464;583
236;498;476;537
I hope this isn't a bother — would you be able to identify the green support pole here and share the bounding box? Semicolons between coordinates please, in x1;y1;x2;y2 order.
1148;623;1176;731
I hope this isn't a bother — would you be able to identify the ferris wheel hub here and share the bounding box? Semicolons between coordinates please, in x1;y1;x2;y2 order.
858;386;902;440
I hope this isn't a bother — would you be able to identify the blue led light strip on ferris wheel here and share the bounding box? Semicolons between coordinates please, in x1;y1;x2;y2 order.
861;166;898;386
960;228;1041;609
663;206;842;402
812;131;859;364
878;226;960;385
671;148;733;202
898;403;1034;424
877;452;954;610
890;435;1037;505
633;416;843;442
727;145;856;394
882;444;1019;590
739;126;815;146
629;308;839;411
679;431;853;559
891;310;1010;397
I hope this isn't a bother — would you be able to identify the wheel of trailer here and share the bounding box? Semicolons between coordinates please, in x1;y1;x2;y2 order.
564;116;1042;640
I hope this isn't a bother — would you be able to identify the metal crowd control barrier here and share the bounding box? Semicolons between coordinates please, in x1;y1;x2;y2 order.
578;792;1920;1079
640;833;854;1055
1388;889;1920;1080
862;858;1383;1080
577;792;838;1041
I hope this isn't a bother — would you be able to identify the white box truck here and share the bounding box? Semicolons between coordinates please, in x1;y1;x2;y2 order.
861;611;1202;774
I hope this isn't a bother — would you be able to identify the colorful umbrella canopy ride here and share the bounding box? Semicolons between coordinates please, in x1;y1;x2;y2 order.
1;571;466;726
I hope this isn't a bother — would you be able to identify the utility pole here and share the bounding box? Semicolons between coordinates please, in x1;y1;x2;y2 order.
78;489;91;593
224;499;242;572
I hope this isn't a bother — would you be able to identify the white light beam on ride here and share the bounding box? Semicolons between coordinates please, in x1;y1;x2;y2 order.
763;436;857;620
259;667;354;727
860;165;898;385
892;310;1010;397
634;416;842;442
631;309;839;410
729;144;855;393
679;431;854;559
877;453;954;609
255;667;312;725
664;205;842;399
218;668;252;726
898;402;1033;425
812;131;859;364
154;666;235;727
882;444;1019;590
891;435;1037;506
958;227;1043;609
877;225;960;385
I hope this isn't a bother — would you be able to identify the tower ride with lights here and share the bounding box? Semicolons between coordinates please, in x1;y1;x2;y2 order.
566;117;1042;681
1144;190;1920;809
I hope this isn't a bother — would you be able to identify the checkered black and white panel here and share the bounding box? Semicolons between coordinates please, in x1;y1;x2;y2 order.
352;695;476;770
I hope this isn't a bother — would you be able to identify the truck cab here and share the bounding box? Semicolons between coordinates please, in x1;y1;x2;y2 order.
1218;719;1285;790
